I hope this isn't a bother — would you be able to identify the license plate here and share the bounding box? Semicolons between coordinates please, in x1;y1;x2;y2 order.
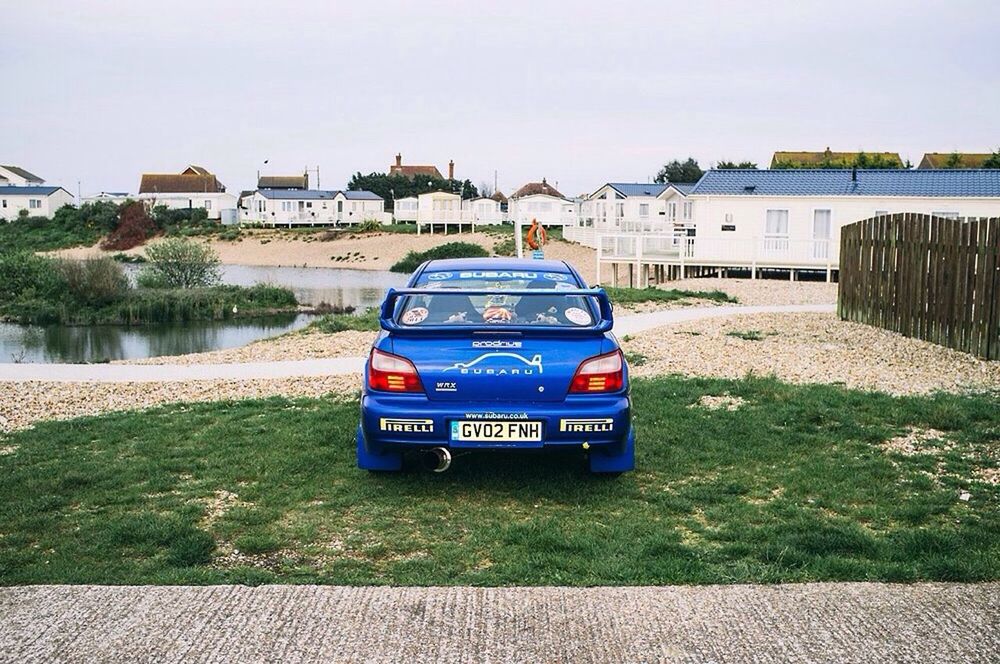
450;420;542;442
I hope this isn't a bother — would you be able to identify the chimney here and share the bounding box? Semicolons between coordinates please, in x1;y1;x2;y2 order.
448;160;454;180
395;153;402;168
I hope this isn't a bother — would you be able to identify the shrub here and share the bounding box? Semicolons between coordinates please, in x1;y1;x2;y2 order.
0;251;66;300
0;204;119;252
390;241;489;273
311;308;380;332
139;238;221;288
57;258;129;306
101;202;157;250
492;237;516;256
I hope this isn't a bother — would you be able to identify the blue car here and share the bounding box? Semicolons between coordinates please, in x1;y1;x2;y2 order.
357;257;634;474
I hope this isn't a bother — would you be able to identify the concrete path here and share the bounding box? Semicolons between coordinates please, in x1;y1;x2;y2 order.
0;582;995;663
0;304;835;383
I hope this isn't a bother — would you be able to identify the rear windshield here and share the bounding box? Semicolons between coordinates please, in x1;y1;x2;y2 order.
398;269;596;327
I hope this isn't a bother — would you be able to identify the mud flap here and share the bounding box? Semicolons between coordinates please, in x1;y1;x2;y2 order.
356;425;403;471
588;426;635;474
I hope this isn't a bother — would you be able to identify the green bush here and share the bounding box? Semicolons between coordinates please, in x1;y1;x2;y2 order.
139;238;221;288
390;241;489;273
311;308;380;332
492;237;516;256
0;202;122;252
57;258;129;306
0;250;297;325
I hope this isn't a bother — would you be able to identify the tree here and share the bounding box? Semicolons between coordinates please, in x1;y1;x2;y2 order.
101;202;156;251
654;158;703;183
716;160;758;169
942;152;965;169
139;238;221;289
478;181;494;198
982;149;1000;169
348;172;479;211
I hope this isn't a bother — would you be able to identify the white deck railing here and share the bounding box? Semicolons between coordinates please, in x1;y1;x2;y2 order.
596;232;838;284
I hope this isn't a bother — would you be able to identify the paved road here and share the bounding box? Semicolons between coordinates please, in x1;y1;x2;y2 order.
0;304;834;382
0;582;996;663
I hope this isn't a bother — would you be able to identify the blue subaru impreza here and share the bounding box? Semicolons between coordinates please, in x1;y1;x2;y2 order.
357;257;634;474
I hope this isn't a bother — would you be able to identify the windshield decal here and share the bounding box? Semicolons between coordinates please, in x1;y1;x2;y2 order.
443;352;543;375
564;307;591;326
401;307;429;325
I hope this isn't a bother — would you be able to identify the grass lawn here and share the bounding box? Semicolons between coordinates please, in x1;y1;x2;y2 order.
1;376;997;586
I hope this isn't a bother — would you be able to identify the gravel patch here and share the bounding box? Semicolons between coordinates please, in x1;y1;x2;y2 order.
667;277;838;306
884;428;951;456
624;312;1000;395
0;376;361;433
118;330;375;366
1;583;997;663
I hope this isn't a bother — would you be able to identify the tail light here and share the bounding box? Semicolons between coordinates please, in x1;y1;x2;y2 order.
569;350;624;393
368;348;424;393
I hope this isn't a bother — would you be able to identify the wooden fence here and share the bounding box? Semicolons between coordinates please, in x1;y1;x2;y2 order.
838;214;1000;360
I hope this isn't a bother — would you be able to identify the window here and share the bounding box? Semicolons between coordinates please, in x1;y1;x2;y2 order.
638;203;649;218
764;209;789;255
306;202;313;209
874;210;889;217
667;202;677;221
1;200;6;208
29;199;42;209
813;209;832;259
204;200;212;210
683;201;693;220
932;211;960;219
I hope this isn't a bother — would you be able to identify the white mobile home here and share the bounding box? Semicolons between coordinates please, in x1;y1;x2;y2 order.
393;196;418;222
243;189;385;226
508;179;576;227
0;186;74;220
462;196;503;224
595;169;1000;284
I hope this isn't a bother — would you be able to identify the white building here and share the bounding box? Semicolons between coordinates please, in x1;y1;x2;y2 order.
508;179;576;227
576;182;695;233
242;189;385;226
137;165;235;220
393;196;418;222
0;186;75;220
82;192;133;205
594;169;1000;283
0;165;45;187
463;196;503;224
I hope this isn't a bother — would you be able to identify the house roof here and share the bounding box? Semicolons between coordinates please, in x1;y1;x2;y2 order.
690;169;1000;198
258;189;337;200
139;173;225;194
512;179;563;199
602;183;670;198
182;165;211;176
341;190;383;200
770;150;903;168
490;190;508;204
0;185;67;196
0;165;44;183
257;188;382;201
390;165;444;179
258;175;308;189
918;153;995;169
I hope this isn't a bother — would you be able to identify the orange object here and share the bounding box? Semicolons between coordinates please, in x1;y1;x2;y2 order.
526;219;547;250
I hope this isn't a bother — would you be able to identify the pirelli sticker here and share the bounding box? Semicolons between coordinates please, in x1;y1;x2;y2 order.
380;418;434;433
560;418;614;433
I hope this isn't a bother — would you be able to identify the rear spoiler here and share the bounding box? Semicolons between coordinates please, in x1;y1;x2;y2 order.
379;288;614;335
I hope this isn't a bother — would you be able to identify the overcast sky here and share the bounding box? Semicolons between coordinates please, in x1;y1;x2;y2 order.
4;0;998;198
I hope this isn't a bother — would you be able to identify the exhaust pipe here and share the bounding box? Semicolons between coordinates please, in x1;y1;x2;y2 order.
423;447;452;473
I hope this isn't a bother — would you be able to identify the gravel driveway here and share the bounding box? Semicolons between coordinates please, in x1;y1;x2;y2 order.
1;583;997;663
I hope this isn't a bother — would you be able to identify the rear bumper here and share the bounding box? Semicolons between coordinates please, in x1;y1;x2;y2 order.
360;391;631;452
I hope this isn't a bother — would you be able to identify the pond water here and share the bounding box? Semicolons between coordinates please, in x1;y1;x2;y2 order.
1;266;406;364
